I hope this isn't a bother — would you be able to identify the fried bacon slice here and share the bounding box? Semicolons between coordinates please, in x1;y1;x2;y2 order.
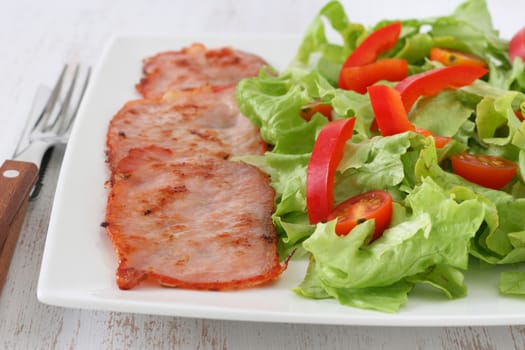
105;146;284;290
106;85;265;172
136;43;268;99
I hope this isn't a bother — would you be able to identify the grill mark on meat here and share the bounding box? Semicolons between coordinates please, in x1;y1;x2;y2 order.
261;233;277;244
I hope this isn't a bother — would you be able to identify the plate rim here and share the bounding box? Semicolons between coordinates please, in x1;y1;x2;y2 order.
36;34;525;327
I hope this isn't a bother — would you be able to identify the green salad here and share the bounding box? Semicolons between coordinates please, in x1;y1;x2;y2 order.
236;0;525;313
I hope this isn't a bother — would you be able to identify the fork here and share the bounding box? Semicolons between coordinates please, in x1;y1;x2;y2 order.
0;64;91;291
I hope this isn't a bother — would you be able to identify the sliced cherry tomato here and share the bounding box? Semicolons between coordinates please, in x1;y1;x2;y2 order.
429;48;487;68
509;26;525;63
368;84;415;136
307;117;356;224
342;22;402;68
395;66;488;112
339;58;408;93
300;103;332;121
450;153;517;189
327;190;393;240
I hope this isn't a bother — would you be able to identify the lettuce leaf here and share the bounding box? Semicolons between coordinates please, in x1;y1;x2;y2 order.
237;0;525;311
414;139;525;263
499;271;525;294
430;0;507;62
316;178;482;287
295;256;413;313
296;173;484;312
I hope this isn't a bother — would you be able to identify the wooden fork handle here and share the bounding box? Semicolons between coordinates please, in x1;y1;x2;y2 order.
0;160;38;290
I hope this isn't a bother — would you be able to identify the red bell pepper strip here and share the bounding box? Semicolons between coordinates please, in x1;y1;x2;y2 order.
342;22;402;68
509;26;525;63
368;85;451;147
300;103;333;121
368;85;415;136
338;58;408;93
394;66;488;112
306;117;356;224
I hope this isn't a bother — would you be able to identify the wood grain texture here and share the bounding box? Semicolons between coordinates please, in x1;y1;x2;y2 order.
0;160;38;246
1;1;525;349
0;199;31;292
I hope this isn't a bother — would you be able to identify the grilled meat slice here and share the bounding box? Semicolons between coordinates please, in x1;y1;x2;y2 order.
136;43;267;99
105;146;284;290
106;85;265;172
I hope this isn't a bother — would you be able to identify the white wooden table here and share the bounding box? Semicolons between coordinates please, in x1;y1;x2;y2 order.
1;0;525;348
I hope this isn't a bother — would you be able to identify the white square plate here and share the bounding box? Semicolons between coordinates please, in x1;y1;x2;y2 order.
37;35;525;326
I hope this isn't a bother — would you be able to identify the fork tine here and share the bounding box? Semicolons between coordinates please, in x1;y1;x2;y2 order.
12;63;90;199
14;64;91;163
12;85;52;157
59;66;91;135
35;64;90;140
33;65;68;133
50;65;79;133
